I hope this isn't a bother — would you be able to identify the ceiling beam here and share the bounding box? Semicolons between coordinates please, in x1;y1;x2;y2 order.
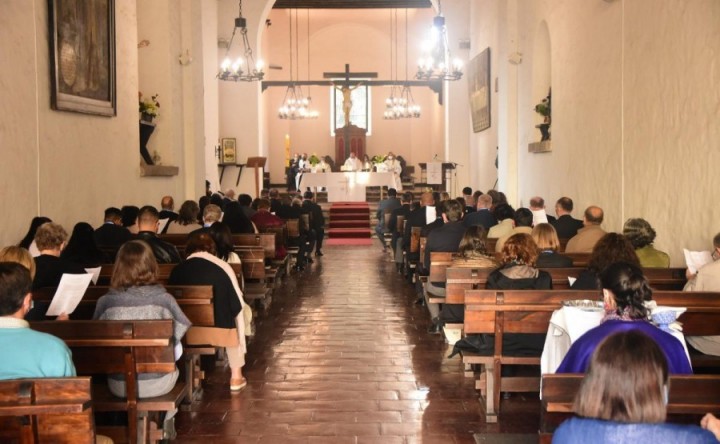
272;0;432;9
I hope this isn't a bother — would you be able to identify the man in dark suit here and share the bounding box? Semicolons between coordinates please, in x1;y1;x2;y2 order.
550;196;584;239
303;191;325;256
375;188;402;251
134;206;181;264
269;189;282;214
402;192;437;283
158;196;178;235
463;194;497;230
388;191;413;267
462;187;475;214
94;207;131;257
423;200;467;333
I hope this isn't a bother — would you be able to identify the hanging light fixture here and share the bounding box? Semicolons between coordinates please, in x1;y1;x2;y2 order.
278;9;318;120
218;0;264;82
384;9;402;120
402;9;421;118
416;0;463;81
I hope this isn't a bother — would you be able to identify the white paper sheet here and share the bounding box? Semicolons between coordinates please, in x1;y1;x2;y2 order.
567;276;577;286
157;218;170;233
684;248;713;274
531;209;548;225
426;162;443;185
45;273;93;316
84;267;101;285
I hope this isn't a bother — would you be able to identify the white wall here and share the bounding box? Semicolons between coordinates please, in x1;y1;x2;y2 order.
473;0;720;265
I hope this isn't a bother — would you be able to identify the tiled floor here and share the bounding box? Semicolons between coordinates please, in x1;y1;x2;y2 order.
175;244;539;443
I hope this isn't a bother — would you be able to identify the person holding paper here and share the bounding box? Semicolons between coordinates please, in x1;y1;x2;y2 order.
32;222;86;290
0;262;75;379
684;232;720;292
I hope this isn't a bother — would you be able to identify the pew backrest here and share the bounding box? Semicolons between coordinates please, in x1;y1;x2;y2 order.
234;233;276;259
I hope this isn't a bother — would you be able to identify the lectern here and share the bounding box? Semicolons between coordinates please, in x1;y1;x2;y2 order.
246;157;266;198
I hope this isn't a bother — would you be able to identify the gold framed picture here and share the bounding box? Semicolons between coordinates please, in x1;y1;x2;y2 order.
221;138;236;164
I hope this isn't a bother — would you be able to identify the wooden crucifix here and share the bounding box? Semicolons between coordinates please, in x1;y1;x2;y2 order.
323;64;378;127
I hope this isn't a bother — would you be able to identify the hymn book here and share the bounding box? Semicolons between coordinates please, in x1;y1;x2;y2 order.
683;249;713;275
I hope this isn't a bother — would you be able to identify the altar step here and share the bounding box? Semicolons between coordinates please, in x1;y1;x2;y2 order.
328;202;371;239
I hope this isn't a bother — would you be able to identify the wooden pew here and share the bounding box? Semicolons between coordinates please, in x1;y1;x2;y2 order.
235;247;273;308
486;237;571;253
33;285;215;405
462;289;720;422
540;374;720;443
30;320;185;444
0;377;95;444
424;252;455;304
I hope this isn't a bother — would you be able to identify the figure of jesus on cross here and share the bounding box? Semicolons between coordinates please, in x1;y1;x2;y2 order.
334;83;363;127
324;64;377;128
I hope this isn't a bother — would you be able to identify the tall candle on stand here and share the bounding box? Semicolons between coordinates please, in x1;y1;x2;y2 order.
285;134;291;167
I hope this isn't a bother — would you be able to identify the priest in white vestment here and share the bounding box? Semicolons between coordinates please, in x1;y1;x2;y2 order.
383;152;403;191
342;151;363;172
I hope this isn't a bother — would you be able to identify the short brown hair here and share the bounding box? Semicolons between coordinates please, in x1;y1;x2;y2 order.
499;233;539;266
574;330;668;423
0;262;32;316
0;246;36;279
531;223;561;251
186;232;217;256
257;199;271;210
34;222;68;251
111;241;158;289
588;233;639;273
457;225;490;258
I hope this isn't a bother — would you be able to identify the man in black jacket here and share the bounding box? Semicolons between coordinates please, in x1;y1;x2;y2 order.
302;191;325;256
135;206;181;264
388;192;413;268
94;207;131;257
463;194;497;230
550;196;584;239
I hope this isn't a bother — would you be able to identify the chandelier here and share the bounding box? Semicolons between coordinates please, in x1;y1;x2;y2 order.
385;9;420;120
218;0;264;82
278;9;318;120
278;85;318;119
416;0;463;81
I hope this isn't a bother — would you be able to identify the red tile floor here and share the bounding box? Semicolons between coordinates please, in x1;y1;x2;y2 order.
174;244;540;443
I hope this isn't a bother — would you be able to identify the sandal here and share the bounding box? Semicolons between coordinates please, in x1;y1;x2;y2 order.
230;377;247;391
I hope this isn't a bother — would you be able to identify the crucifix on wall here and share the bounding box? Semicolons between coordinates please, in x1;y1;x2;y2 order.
324;64;377;128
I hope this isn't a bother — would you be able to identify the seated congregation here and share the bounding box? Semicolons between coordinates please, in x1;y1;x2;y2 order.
378;186;720;435
3;183;720;442
0;188;323;443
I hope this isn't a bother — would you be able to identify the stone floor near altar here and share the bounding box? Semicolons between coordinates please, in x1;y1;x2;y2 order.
173;243;540;443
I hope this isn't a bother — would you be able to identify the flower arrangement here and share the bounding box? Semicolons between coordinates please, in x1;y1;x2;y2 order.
371;155;386;164
534;89;551;122
308;154;321;166
139;92;160;118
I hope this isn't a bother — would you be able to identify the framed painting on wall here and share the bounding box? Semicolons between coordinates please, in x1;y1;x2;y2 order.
48;0;116;116
221;138;237;164
468;47;491;133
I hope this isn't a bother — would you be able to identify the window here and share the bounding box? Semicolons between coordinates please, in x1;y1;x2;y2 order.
330;82;371;136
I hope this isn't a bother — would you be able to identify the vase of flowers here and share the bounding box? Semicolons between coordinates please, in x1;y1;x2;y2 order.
139;92;160;123
534;88;551;141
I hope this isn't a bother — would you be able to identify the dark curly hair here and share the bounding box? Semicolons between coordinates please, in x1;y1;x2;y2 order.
600;261;652;319
588;233;640;273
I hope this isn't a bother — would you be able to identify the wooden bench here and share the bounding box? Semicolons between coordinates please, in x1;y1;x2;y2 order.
0;377;95;444
30;320;185;444
462;289;582;422
462;289;720;422
32;286;215;406
540;374;720;443
424;251;455;303
235;246;273;308
486;237;571;253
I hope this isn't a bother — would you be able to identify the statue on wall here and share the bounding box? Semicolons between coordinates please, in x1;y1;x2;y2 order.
334;82;363;127
534;88;552;141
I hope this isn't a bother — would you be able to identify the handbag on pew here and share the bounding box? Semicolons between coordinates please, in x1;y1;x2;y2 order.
448;333;494;358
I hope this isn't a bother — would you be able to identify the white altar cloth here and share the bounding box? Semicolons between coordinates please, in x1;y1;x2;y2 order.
300;172;394;202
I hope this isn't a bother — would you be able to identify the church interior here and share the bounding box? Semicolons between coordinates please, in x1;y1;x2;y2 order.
2;0;720;442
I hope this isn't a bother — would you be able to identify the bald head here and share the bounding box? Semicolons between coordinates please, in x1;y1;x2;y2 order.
529;196;545;210
420;192;434;207
584;206;604;225
161;196;174;211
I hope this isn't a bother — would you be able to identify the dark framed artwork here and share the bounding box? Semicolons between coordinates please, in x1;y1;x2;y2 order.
48;0;116;116
468;47;491;133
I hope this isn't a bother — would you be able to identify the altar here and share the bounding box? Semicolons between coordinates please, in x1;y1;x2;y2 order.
299;172;394;202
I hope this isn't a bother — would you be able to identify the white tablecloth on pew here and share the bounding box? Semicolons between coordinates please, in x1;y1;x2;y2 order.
299;172;394;202
540;306;691;375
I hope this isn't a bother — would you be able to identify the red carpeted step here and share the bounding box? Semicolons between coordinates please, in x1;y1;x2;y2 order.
328;220;370;229
329;213;371;221
326;228;372;238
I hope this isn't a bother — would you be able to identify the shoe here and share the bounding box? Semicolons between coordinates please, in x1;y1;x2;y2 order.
427;323;442;334
315;251;323;256
230;377;247;391
415;297;426;306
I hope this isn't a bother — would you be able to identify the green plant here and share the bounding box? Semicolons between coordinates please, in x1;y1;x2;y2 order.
308;154;320;166
534;89;551;121
139;92;160;117
371;155;386;164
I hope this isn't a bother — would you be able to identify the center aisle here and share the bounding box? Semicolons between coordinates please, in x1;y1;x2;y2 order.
175;244;538;443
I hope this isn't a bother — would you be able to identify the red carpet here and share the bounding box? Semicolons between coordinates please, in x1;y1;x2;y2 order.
325;238;373;246
327;202;372;239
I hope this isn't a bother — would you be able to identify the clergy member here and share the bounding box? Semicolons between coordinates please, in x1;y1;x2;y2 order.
343;151;362;172
384;152;403;191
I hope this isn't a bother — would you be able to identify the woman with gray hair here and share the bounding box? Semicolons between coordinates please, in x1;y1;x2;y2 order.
623;218;670;268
